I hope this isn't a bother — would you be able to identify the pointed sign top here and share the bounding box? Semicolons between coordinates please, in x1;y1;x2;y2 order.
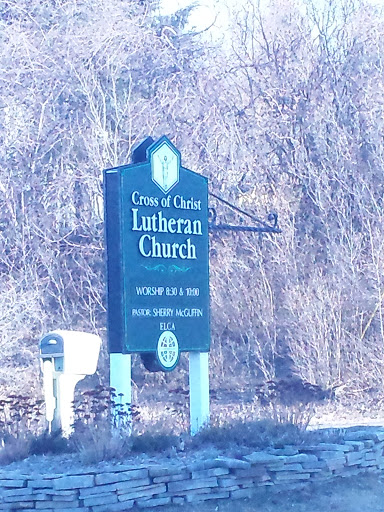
147;136;181;194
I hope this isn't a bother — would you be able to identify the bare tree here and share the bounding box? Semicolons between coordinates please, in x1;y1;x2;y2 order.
2;0;384;400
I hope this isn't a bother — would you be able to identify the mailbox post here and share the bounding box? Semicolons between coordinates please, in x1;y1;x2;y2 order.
39;330;101;435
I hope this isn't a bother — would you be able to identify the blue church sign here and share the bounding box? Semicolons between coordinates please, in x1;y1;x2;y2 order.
104;136;210;371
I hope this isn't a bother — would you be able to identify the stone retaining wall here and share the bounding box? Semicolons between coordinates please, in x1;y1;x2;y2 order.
1;428;384;511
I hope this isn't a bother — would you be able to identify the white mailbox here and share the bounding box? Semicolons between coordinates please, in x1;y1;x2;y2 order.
39;330;101;436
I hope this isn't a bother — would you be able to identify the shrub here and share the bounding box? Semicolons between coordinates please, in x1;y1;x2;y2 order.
0;393;45;465
131;432;182;454
30;429;69;456
0;395;44;438
70;420;132;464
255;378;332;430
0;434;32;465
191;419;303;451
71;385;133;463
191;419;346;452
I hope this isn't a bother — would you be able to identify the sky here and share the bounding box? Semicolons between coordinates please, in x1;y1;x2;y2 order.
159;0;224;32
160;0;384;31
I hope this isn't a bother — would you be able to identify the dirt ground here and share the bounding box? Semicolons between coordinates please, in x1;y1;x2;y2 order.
159;475;384;512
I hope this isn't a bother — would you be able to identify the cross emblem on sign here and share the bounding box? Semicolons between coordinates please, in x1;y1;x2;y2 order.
151;139;179;194
157;331;179;370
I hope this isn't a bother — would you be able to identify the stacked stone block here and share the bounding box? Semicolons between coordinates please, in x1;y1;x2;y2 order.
1;428;384;510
